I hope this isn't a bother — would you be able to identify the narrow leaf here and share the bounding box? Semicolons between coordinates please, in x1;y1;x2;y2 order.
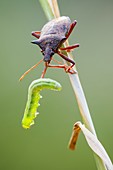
69;121;113;170
39;0;54;20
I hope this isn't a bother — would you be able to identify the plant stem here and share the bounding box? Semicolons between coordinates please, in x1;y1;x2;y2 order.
39;0;107;169
39;0;54;20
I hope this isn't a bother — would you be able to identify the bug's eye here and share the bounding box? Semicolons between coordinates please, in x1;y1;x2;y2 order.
41;51;44;55
51;51;54;56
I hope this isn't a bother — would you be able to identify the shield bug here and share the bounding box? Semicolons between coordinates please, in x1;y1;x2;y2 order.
20;16;79;80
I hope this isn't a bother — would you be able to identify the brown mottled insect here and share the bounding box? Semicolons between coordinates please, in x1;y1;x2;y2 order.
20;16;79;80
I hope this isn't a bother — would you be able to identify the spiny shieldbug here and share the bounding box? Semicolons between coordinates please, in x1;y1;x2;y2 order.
20;16;79;80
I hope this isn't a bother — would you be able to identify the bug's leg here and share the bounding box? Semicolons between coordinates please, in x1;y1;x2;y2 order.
45;58;68;70
41;61;65;77
19;59;43;81
48;64;66;69
47;63;75;74
57;51;77;74
60;43;79;52
31;31;41;39
41;62;48;78
52;58;63;65
51;58;74;71
66;20;77;40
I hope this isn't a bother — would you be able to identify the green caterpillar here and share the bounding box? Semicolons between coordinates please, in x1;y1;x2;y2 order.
22;78;62;129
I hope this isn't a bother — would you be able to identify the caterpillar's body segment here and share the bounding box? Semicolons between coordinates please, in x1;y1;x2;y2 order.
22;78;62;129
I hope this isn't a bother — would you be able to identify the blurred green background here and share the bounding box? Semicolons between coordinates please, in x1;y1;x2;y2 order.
0;0;113;169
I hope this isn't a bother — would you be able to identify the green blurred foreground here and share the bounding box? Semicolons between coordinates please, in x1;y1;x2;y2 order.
0;0;113;169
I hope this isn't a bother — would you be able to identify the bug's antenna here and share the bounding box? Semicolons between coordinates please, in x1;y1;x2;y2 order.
19;59;43;81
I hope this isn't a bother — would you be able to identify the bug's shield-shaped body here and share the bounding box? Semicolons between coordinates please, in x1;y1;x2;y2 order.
32;16;71;62
41;16;71;38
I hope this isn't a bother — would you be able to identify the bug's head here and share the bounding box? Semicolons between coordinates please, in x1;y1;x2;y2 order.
31;40;54;63
43;46;54;63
